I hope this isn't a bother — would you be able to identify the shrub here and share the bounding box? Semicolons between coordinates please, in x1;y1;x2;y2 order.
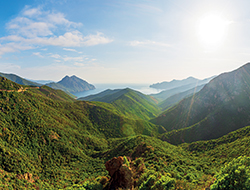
210;156;250;190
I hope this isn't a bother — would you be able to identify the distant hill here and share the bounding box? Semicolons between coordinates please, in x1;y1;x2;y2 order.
151;82;206;102
150;76;214;90
29;79;54;84
46;75;95;93
0;72;42;87
151;63;250;144
159;84;205;111
79;88;122;102
80;88;162;120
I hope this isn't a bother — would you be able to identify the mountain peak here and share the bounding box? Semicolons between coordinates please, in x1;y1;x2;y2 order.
46;75;95;93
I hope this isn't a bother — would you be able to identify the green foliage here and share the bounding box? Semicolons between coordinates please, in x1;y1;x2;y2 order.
1;77;250;189
211;156;250;190
137;169;175;190
152;63;250;144
80;88;161;120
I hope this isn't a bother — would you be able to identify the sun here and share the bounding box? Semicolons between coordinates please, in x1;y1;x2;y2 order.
197;13;228;49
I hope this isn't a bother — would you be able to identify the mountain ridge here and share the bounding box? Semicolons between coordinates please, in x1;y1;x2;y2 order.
150;76;214;90
152;62;250;144
80;88;161;120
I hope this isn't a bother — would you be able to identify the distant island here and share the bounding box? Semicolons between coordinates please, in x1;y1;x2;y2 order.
46;75;95;93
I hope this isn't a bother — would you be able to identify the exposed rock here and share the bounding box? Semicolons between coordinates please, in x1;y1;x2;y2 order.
105;156;134;190
105;156;124;177
16;172;35;183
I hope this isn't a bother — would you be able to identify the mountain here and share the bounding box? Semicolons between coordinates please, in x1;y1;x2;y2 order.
150;76;214;90
46;75;95;93
159;84;205;111
151;82;206;102
0;77;165;189
80;88;162;120
0;72;42;86
0;76;249;189
152;63;250;144
79;88;123;102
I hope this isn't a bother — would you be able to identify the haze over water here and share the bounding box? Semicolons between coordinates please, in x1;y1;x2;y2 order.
72;84;163;98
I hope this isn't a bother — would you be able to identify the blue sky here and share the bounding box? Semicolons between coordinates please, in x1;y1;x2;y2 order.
0;0;250;84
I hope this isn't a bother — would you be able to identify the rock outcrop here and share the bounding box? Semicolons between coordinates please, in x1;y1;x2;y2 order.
105;156;134;190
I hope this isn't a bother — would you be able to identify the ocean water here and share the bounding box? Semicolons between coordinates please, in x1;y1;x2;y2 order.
72;83;163;98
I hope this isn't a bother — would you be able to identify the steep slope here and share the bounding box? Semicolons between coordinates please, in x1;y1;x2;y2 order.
151;82;208;102
0;77;164;189
80;88;162;120
150;76;214;90
0;72;42;86
152;63;250;143
159;84;205;111
46;75;95;93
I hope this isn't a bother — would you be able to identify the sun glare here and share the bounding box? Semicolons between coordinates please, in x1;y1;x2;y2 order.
197;13;228;49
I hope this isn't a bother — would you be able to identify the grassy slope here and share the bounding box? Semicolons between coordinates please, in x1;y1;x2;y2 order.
80;88;162;120
152;63;250;144
1;76;250;189
180;125;250;171
0;77;165;189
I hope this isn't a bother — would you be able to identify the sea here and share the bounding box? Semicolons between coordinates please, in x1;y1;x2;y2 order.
72;83;163;98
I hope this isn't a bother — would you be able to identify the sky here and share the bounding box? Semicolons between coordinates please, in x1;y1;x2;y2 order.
0;0;250;84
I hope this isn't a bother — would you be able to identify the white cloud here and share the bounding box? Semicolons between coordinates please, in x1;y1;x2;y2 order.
62;55;85;62
0;7;113;55
0;42;32;55
0;63;21;70
47;12;82;27
74;62;85;67
50;54;61;59
82;32;113;46
129;40;171;47
63;48;78;52
23;7;42;17
33;52;44;58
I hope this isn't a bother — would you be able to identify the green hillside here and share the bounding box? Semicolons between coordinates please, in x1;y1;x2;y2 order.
0;72;42;87
0;77;168;189
80;88;162;120
1;67;250;189
152;63;250;143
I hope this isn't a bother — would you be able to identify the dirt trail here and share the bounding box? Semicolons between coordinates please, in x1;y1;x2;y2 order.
0;87;39;93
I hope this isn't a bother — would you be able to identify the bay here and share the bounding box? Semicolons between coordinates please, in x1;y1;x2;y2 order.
72;83;162;98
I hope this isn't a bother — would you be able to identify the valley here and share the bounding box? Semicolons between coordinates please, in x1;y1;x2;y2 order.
0;63;250;189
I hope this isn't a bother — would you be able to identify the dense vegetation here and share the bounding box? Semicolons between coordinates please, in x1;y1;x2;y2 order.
80;88;161;120
1;63;250;189
152;63;250;144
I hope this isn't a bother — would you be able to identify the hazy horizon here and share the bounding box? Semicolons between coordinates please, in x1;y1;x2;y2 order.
0;0;250;84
